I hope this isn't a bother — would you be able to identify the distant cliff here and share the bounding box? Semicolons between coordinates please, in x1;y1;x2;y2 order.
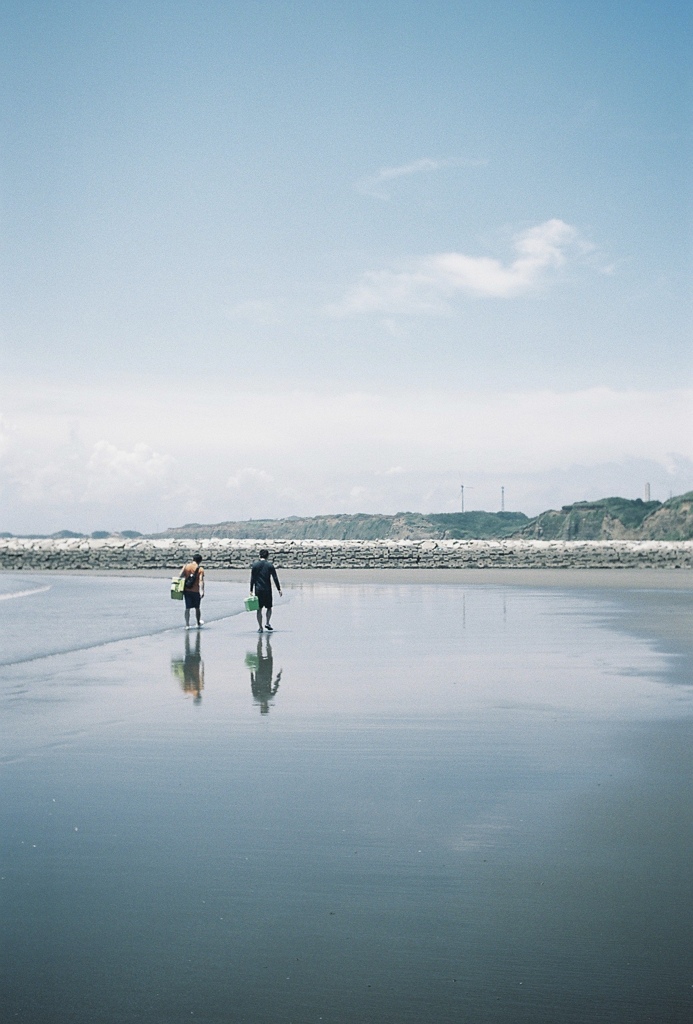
159;510;529;541
632;491;693;541
517;492;693;541
4;493;691;544
160;493;693;542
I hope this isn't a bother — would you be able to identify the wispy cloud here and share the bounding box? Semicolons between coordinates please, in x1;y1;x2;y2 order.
355;156;486;199
329;219;590;315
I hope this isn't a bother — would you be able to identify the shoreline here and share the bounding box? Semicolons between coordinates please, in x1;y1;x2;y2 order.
2;565;692;591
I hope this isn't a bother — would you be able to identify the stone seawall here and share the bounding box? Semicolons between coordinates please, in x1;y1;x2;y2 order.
1;537;691;570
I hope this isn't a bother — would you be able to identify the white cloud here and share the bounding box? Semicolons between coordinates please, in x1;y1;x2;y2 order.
349;485;367;499
355;156;486;199
1;436;174;508
84;442;174;502
329;269;449;316
0;384;690;531
329;219;588;315
430;219;580;297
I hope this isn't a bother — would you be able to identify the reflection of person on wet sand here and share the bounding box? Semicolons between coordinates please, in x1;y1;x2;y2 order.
248;637;282;715
171;630;205;703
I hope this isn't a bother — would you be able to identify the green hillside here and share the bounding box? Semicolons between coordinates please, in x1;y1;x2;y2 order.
5;493;690;543
636;491;693;540
160;510;529;541
159;495;693;541
517;493;693;540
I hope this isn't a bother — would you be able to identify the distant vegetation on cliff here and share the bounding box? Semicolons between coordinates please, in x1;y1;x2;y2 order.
517;492;693;541
159;510;529;541
160;493;693;542
4;493;691;543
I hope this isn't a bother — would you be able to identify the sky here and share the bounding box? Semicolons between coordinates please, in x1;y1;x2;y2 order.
0;0;691;533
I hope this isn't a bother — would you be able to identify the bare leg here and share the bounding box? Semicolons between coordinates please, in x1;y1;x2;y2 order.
256;608;263;631
185;607;190;628
196;604;202;626
265;607;272;629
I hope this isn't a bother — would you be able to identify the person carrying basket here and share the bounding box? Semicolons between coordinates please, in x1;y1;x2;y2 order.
249;548;282;633
180;553;205;629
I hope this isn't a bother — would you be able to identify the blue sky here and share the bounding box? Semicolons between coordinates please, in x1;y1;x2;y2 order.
0;1;691;531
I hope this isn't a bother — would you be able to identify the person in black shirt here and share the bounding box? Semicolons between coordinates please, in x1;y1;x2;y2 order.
249;548;282;632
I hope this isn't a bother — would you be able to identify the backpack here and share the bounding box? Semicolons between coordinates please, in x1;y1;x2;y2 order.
183;566;199;591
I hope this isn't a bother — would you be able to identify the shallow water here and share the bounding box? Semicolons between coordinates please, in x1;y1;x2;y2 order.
0;573;247;665
1;574;691;1023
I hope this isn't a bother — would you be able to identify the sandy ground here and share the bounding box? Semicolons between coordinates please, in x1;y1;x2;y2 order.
38;565;693;590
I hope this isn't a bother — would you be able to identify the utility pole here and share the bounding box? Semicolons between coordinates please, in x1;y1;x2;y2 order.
645;482;651;502
501;486;505;512
459;477;473;511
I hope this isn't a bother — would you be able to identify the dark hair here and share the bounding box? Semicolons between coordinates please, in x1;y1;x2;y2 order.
259;548;269;559
193;553;202;563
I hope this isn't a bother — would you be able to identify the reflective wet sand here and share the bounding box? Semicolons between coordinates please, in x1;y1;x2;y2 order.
1;573;691;1023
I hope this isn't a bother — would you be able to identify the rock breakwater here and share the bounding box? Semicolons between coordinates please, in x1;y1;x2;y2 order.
1;537;691;570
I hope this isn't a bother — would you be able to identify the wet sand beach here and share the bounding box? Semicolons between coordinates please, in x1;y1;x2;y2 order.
75;564;693;588
1;569;691;1023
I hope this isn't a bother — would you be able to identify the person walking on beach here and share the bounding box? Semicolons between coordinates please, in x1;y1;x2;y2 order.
249;548;282;632
180;553;205;629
